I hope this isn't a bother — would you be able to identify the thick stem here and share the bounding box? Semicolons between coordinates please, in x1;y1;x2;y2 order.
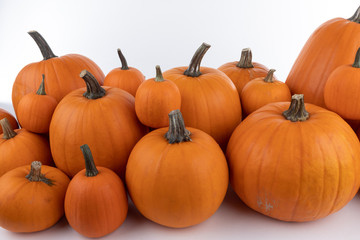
348;5;360;23
353;48;360;68
0;118;17;139
28;31;57;60
117;48;129;70
25;161;54;186
184;43;211;77
237;48;254;68
263;69;276;83
80;70;106;99
283;94;309;122
36;74;46;95
165;110;192;143
80;144;99;177
155;65;165;82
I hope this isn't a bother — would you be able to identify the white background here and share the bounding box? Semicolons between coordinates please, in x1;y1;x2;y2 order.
1;0;360;239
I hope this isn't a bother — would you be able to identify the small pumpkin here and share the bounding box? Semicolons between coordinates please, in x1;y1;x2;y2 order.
17;74;58;133
0;161;70;232
126;110;229;228
103;48;145;97
135;65;181;128
0;118;53;177
65;144;128;238
241;69;291;116
0;108;18;134
227;94;360;222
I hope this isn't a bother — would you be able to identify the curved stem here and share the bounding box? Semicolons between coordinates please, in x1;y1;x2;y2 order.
80;144;99;177
36;74;46;95
348;5;360;23
184;43;211;77
25;161;54;186
283;94;309;122
263;69;276;83
155;65;165;82
28;31;57;60
353;48;360;68
237;48;254;68
165;110;192;143
117;48;129;70
0;118;17;139
80;70;106;99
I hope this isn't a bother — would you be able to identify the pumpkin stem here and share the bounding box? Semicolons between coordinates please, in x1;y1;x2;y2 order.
80;144;99;177
352;48;360;68
117;48;129;70
237;48;254;68
36;74;47;95
184;43;211;77
348;5;360;23
28;31;57;60
165;110;192;143
263;69;276;83
80;70;106;99
25;161;54;186
283;94;309;122
155;65;165;82
0;118;17;139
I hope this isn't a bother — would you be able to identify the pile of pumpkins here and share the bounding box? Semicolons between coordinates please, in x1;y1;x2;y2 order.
1;6;360;238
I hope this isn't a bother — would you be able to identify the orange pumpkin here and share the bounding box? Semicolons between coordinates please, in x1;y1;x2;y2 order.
0;161;70;232
286;6;360;108
0;118;53;177
103;48;145;97
50;70;147;178
241;69;291;116
135;65;181;128
17;74;58;133
163;43;242;150
0;108;18;134
227;94;360;222
65;144;128;238
126;110;228;228
12;31;104;116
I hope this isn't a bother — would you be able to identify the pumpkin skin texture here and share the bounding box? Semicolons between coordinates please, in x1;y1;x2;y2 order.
135;65;181;128
0;118;53;177
218;48;269;99
103;49;145;97
12;31;104;116
126;110;229;228
0;109;18;134
163;43;242;150
50;70;147;178
286;7;360;108
241;69;291;116
226;94;360;222
17;75;58;133
65;145;128;238
0;161;70;232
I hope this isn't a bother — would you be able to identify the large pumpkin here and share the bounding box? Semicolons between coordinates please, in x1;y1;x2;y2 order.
12;31;104;116
227;94;360;222
286;6;360;108
163;43;242;150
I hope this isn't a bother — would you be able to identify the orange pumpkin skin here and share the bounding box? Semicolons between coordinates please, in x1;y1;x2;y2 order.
227;97;360;222
286;9;360;108
0;109;18;134
0;163;70;232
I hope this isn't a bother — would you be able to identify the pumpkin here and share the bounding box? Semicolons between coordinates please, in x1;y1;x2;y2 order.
241;69;291;116
65;144;128;238
0;118;53;177
218;48;269;99
12;31;104;116
126;110;229;228
324;47;360;119
0;161;70;232
226;94;360;222
135;65;181;128
286;6;360;108
163;43;242;150
50;70;147;178
103;48;145;97
0;108;18;134
17;74;58;133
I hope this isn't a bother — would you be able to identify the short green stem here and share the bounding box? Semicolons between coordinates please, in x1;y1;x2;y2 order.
80;144;99;177
264;69;276;83
80;70;106;99
352;48;360;68
117;48;129;70
349;5;360;23
36;74;46;95
155;65;165;82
